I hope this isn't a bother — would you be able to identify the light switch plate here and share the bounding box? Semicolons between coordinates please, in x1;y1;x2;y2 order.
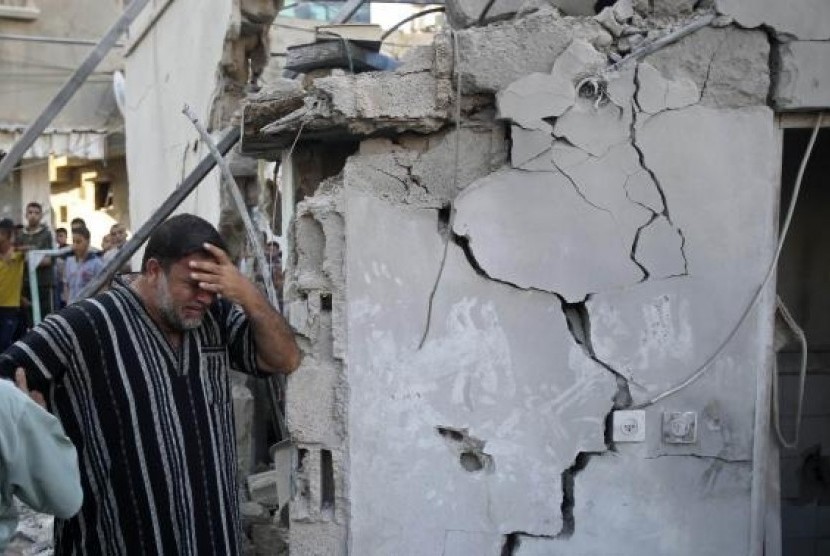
662;411;697;444
612;410;646;442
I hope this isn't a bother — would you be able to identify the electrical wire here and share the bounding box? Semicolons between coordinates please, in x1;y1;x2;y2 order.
633;112;824;409
379;7;445;42
417;28;461;350
772;296;807;450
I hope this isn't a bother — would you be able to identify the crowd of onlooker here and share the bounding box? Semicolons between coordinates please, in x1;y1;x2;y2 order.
0;202;130;351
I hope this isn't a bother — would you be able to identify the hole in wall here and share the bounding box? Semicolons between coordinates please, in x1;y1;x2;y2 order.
297;448;308;472
321;449;335;513
460;451;485;472
321;293;333;312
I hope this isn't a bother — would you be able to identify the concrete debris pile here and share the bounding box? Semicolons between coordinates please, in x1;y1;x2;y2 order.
4;505;55;556
238;0;830;553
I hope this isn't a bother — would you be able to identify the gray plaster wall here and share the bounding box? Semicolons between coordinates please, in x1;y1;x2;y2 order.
338;17;779;556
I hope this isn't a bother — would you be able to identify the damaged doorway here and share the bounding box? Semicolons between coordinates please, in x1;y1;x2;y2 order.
776;119;830;555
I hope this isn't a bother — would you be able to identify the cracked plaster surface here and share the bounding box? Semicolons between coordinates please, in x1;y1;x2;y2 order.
346;189;617;554
715;0;830;40
513;448;752;555
456;39;692;302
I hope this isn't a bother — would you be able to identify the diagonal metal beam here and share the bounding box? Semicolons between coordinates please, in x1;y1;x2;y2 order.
0;0;150;184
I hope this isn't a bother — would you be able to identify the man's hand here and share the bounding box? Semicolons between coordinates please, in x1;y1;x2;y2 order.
15;368;46;409
188;243;257;305
190;243;300;374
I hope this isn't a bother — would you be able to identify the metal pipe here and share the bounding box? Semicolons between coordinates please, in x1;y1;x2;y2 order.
0;32;124;47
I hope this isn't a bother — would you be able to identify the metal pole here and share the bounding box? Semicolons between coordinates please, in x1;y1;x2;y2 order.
182;105;279;308
0;0;150;184
0;33;124;47
77;126;241;299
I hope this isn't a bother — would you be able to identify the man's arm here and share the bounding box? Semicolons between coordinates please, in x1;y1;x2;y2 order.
190;243;300;374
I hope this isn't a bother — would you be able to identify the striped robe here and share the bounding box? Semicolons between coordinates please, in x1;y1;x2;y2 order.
0;283;260;555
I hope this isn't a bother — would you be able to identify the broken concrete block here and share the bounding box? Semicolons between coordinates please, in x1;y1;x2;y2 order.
444;0;543;29
346;189;618;552
394;44;435;75
715;0;830;40
250;523;288;556
550;0;598;15
641;27;770;109
456;8;612;93
248;469;280;508
773;40;830;110
453;168;644;301
634;215;686;279
255;72;451;148
636;61;699;114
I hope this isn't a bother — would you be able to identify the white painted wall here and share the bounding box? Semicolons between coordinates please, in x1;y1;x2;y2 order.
123;0;233;259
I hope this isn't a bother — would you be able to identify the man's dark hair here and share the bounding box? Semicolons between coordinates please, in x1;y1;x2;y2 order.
56;227;67;235
70;218;86;229
0;218;14;237
26;202;42;212
73;227;91;241
141;214;226;272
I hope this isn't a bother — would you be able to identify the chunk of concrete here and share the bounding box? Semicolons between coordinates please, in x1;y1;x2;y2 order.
511;125;554;168
651;0;696;16
636;62;700;114
456;8;612;93
554;98;632;157
715;0;830;40
453;168;645;301
634;215;686;279
641;27;770;108
346;189;618;552
516;450;753;555
248;469;280;508
497;73;574;128
773;41;830;110
258;72;451;147
445;0;543;29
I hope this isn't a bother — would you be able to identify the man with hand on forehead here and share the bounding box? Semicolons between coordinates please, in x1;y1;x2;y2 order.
0;214;300;556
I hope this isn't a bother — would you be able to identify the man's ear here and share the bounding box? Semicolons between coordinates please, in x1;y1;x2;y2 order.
145;258;163;282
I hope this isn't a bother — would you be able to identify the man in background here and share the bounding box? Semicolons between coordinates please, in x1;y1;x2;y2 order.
0;219;25;351
63;227;104;305
16;203;54;322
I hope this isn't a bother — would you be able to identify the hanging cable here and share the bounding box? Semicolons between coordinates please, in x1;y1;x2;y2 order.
634;113;823;408
771;296;808;450
380;7;445;43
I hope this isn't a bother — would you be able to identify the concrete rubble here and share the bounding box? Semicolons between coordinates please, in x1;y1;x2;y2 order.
234;0;830;553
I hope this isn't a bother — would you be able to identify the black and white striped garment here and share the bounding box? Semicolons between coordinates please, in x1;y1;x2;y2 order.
0;282;260;556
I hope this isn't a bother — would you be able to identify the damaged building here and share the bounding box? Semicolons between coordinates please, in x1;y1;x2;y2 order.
118;0;830;554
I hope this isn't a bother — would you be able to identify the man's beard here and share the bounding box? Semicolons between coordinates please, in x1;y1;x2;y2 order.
157;274;203;331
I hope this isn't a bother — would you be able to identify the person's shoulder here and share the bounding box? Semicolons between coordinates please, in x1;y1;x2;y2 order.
0;379;27;420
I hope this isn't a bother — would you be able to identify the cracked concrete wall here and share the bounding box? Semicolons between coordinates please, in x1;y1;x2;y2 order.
238;1;817;553
341;14;777;556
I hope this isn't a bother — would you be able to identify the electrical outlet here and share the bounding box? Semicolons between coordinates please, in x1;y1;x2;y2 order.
612;410;646;442
662;411;697;444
